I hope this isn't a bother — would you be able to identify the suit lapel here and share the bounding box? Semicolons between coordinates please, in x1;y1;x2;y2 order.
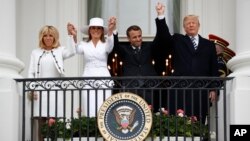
184;35;196;53
197;35;205;51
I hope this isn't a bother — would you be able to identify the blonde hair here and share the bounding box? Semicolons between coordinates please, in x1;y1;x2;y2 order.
39;25;60;48
183;15;200;27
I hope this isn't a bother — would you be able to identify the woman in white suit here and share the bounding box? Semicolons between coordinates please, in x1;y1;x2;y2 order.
28;26;76;79
68;17;116;117
28;25;76;140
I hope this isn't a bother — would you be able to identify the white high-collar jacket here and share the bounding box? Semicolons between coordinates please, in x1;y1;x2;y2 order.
28;35;76;78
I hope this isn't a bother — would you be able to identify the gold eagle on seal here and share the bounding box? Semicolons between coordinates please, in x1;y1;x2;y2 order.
113;106;139;134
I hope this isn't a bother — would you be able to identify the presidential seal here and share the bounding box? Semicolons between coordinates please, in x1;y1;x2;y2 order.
97;92;152;141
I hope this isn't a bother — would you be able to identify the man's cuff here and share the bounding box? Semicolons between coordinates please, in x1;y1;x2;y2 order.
157;15;165;20
113;30;118;35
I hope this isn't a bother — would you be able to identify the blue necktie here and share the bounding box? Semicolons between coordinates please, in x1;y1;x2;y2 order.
191;37;198;50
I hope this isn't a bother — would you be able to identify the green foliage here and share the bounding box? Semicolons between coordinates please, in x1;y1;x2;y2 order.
41;119;71;141
148;114;208;139
70;117;101;137
42;117;101;141
42;114;208;140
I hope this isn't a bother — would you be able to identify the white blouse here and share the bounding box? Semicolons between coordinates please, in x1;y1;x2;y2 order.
39;51;60;77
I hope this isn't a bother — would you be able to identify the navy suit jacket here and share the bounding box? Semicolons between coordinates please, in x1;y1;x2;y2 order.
157;18;219;77
113;19;167;76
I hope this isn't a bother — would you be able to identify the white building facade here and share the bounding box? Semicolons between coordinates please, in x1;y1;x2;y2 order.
1;0;250;140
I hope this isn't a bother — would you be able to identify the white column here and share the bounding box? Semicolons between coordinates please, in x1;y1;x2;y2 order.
227;0;250;127
0;0;24;78
227;0;250;76
0;79;20;141
0;0;26;141
0;0;25;141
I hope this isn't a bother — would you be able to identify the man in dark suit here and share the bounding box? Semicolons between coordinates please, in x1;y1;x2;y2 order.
113;25;157;77
113;23;166;112
156;3;219;123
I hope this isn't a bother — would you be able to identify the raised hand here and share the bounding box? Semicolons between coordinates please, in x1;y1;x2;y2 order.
67;22;77;37
156;2;165;16
67;22;77;42
108;16;117;36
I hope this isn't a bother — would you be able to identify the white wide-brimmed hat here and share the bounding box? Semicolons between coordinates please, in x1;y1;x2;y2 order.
81;17;108;35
